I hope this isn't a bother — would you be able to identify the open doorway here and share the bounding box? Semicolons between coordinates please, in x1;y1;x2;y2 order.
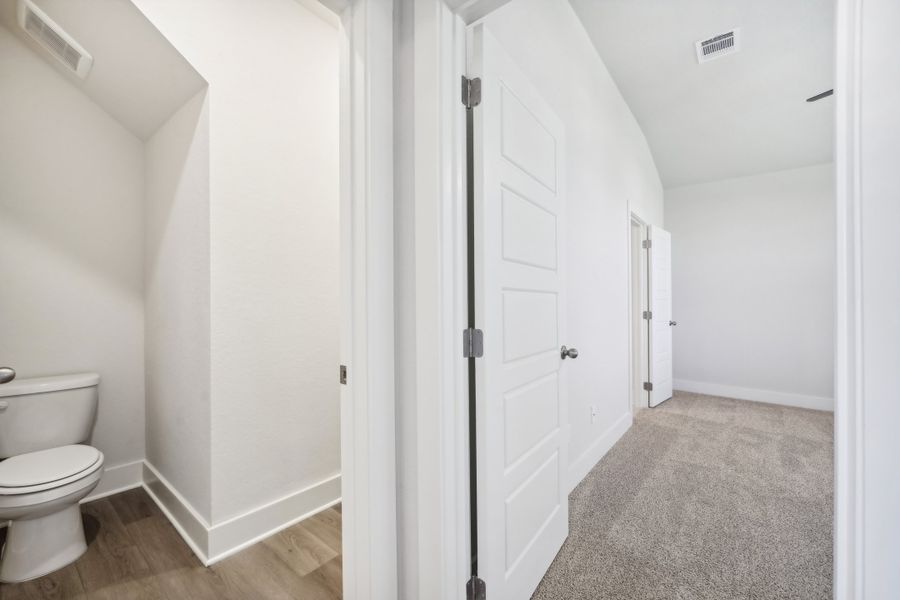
629;215;649;412
0;0;358;596
453;1;836;599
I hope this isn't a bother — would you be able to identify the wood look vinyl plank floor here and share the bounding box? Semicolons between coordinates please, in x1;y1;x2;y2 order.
0;488;342;600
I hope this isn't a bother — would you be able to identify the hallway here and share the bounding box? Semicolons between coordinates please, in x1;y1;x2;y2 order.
534;392;833;599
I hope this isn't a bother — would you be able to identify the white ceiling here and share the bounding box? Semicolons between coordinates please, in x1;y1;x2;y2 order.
570;0;835;188
0;0;205;140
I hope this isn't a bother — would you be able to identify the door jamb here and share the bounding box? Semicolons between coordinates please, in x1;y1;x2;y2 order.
409;3;512;599
627;211;649;416
326;1;397;598
833;0;863;596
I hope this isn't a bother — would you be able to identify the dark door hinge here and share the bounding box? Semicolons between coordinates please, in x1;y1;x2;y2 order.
642;239;652;249
642;310;653;320
466;576;486;600
463;328;484;358
643;381;653;391
339;365;347;385
462;76;482;109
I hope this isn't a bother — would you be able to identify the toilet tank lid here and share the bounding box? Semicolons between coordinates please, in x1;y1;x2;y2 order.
0;373;100;398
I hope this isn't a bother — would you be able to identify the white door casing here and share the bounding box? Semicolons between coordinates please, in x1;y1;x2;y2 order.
469;24;569;600
648;225;673;407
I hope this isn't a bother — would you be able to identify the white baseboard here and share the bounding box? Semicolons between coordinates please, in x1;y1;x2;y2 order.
567;412;632;493
84;459;143;503
207;474;341;564
673;379;834;412
140;461;341;566
142;461;212;564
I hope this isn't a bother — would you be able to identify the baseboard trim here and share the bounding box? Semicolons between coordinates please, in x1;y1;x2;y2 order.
674;379;834;412
207;474;341;564
142;461;212;564
84;459;143;503
138;461;341;566
567;412;632;493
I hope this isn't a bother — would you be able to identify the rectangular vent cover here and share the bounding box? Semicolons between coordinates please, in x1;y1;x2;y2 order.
695;28;740;64
17;0;93;78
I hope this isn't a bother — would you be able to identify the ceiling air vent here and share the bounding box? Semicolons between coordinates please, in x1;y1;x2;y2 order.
695;28;740;64
17;0;93;78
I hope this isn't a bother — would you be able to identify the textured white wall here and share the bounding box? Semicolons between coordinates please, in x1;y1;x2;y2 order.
665;164;835;409
0;26;145;468
144;89;212;520
484;0;664;479
132;0;341;524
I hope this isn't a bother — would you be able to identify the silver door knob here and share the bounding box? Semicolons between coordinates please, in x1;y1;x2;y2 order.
0;367;15;384
669;321;677;326
560;346;579;360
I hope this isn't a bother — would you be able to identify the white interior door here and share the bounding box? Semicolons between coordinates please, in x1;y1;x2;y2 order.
469;24;569;600
648;225;673;407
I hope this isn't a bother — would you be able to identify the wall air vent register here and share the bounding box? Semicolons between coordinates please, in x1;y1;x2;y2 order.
17;0;94;79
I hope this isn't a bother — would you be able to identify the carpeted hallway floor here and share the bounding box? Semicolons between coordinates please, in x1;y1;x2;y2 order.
533;391;833;600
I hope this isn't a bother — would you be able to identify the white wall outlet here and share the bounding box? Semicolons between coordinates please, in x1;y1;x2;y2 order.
590;405;598;424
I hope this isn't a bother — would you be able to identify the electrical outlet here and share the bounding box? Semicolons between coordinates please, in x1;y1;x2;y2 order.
590;405;598;424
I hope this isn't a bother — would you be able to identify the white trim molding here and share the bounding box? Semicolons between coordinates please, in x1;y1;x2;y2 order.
444;0;512;24
141;461;342;567
142;461;212;564
207;475;341;564
83;460;143;503
336;0;398;598
674;380;834;412
567;413;632;493
408;2;469;599
834;0;864;597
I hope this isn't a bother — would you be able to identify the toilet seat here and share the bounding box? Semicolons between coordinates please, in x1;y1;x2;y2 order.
0;445;102;495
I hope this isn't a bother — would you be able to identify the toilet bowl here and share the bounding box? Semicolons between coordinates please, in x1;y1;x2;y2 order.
0;373;103;583
0;445;104;582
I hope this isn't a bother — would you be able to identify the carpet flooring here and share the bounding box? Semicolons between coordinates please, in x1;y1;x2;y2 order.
533;391;833;600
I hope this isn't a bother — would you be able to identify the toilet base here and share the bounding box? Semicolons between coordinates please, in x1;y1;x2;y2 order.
0;504;87;583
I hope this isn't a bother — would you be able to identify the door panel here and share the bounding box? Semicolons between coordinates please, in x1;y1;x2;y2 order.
648;225;673;407
469;24;568;600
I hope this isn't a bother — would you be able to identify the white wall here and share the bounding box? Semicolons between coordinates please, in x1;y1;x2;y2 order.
0;26;145;469
665;164;835;410
144;89;212;520
856;0;900;592
484;0;664;486
131;0;341;525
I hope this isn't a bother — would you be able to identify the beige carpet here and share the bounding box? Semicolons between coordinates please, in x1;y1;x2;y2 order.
533;391;833;600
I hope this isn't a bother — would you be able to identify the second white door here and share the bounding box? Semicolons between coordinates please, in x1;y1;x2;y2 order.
648;225;674;407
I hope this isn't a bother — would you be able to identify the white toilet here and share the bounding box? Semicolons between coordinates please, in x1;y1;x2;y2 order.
0;373;104;583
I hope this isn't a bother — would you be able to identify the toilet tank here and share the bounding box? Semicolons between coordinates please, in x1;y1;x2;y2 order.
0;373;99;458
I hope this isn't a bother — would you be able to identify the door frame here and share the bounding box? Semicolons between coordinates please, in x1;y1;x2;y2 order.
405;0;864;598
320;1;398;598
627;211;649;414
833;0;863;596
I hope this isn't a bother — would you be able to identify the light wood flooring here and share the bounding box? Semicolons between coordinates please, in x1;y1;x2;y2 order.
0;488;342;600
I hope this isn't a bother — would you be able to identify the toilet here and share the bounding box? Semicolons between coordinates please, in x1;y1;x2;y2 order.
0;373;104;583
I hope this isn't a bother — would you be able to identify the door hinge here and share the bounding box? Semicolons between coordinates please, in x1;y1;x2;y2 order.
463;328;484;358
643;381;653;391
339;365;347;385
642;239;652;249
642;310;653;320
462;76;482;109
466;576;486;600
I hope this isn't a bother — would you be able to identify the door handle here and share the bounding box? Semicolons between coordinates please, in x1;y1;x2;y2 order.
669;321;677;326
0;367;15;384
560;346;579;360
